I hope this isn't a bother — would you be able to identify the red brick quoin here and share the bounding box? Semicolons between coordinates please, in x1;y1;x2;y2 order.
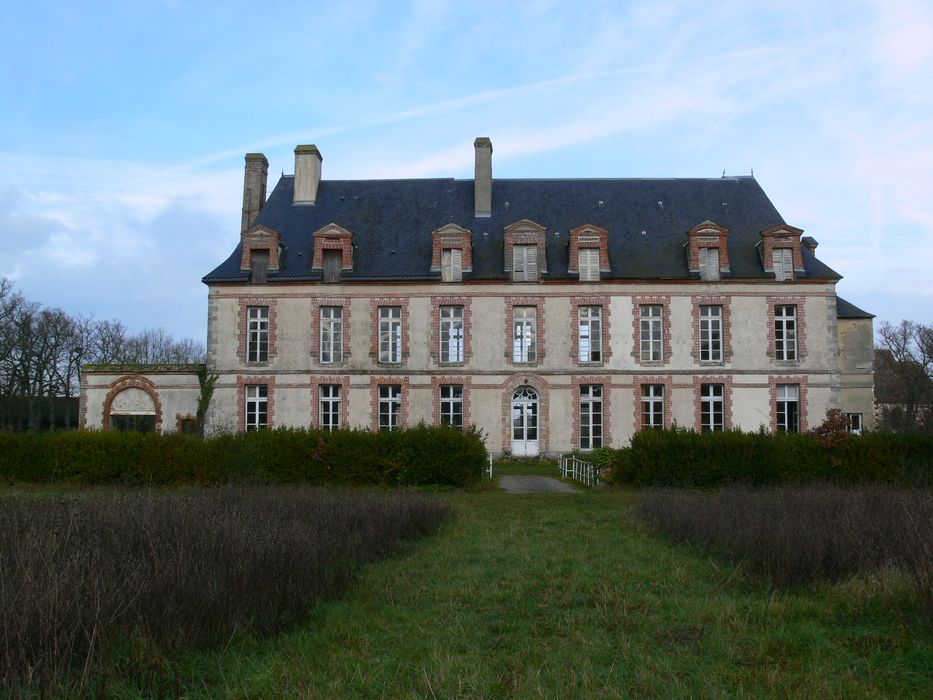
101;375;163;432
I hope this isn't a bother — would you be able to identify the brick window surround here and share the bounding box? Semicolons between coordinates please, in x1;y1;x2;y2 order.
312;223;354;270
691;295;733;365
571;375;612;449
568;224;610;276
505;297;545;365
101;375;163;432
370;376;411;432
759;224;804;275
570;295;612;365
310;376;351;429
634;375;673;433
240;225;281;272
501;373;550;455
237;297;278;364
311;297;352;365
767;296;807;364
430;223;473;274
236;375;276;431
631;295;672;365
504;219;547;277
692;375;734;432
430;296;473;365
431;376;472;427
686;220;730;275
370;297;411;365
769;375;809;433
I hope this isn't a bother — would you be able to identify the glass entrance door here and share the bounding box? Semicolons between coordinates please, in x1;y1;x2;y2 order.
511;386;539;456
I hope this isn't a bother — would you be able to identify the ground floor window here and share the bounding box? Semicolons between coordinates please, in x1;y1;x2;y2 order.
245;384;268;431
379;385;402;431
111;414;156;433
776;384;799;433
845;412;863;435
579;384;603;449
700;383;724;433
320;384;341;431
439;384;463;428
641;384;664;429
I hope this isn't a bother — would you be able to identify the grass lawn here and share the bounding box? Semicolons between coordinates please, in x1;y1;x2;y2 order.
155;489;931;698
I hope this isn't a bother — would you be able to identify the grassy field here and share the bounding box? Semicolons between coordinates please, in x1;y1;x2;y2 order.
144;489;932;698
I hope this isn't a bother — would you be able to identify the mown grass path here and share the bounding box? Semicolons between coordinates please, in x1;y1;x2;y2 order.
176;491;931;698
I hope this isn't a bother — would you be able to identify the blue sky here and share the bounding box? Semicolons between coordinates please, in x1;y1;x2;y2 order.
1;0;931;341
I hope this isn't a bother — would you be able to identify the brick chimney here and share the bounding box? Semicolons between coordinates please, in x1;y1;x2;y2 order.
241;153;268;234
294;145;323;205
474;137;492;217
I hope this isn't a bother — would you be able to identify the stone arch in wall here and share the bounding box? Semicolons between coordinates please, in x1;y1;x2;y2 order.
102;375;163;433
501;373;550;456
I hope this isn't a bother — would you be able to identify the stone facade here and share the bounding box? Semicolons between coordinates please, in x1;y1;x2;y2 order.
79;138;875;453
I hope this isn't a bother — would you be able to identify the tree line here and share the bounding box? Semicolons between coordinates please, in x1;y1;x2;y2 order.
0;279;204;431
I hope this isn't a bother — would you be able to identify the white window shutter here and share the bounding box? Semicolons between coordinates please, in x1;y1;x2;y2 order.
450;248;462;280
698;247;708;275
580;248;599;282
526;245;537;280
706;248;720;281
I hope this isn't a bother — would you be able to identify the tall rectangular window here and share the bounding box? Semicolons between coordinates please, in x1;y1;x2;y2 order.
578;306;602;363
641;384;664;430
699;305;723;362
440;306;464;363
379;306;402;363
245;384;267;431
319;384;341;431
774;305;797;361
580;384;603;450
440;385;463;428
441;248;463;282
512;306;537;363
579;248;600;282
699;247;720;281
378;385;402;431
512;244;538;282
640;305;663;362
247;306;269;363
776;384;800;433
773;248;794;281
320;306;343;364
701;384;724;433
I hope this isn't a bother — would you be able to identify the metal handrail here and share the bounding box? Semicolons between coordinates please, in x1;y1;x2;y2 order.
558;453;599;487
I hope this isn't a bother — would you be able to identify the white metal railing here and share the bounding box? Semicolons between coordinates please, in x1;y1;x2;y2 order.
486;454;494;478
558;454;599;487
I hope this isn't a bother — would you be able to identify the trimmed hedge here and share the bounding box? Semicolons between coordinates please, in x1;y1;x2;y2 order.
610;429;933;487
0;425;488;487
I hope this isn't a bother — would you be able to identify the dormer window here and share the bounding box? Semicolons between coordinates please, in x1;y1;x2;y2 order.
698;247;720;281
312;223;354;279
759;224;804;281
686;221;729;280
773;248;794;281
504;219;547;283
442;248;463;282
240;224;281;282
431;223;472;283
569;224;609;282
323;249;342;283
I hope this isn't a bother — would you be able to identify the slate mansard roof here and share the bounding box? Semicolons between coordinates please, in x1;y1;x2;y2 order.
203;174;842;284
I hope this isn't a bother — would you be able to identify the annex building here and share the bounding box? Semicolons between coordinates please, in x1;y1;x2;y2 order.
80;138;874;455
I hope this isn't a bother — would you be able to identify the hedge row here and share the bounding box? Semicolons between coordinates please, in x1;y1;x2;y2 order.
0;425;488;487
608;429;933;487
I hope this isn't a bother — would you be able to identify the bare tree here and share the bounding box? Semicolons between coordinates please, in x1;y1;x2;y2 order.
875;320;933;432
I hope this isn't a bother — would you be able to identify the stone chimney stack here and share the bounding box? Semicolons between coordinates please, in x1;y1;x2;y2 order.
474;137;492;217
293;145;323;205
241;153;269;233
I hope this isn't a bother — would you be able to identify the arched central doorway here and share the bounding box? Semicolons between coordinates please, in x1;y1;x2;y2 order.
511;386;539;456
